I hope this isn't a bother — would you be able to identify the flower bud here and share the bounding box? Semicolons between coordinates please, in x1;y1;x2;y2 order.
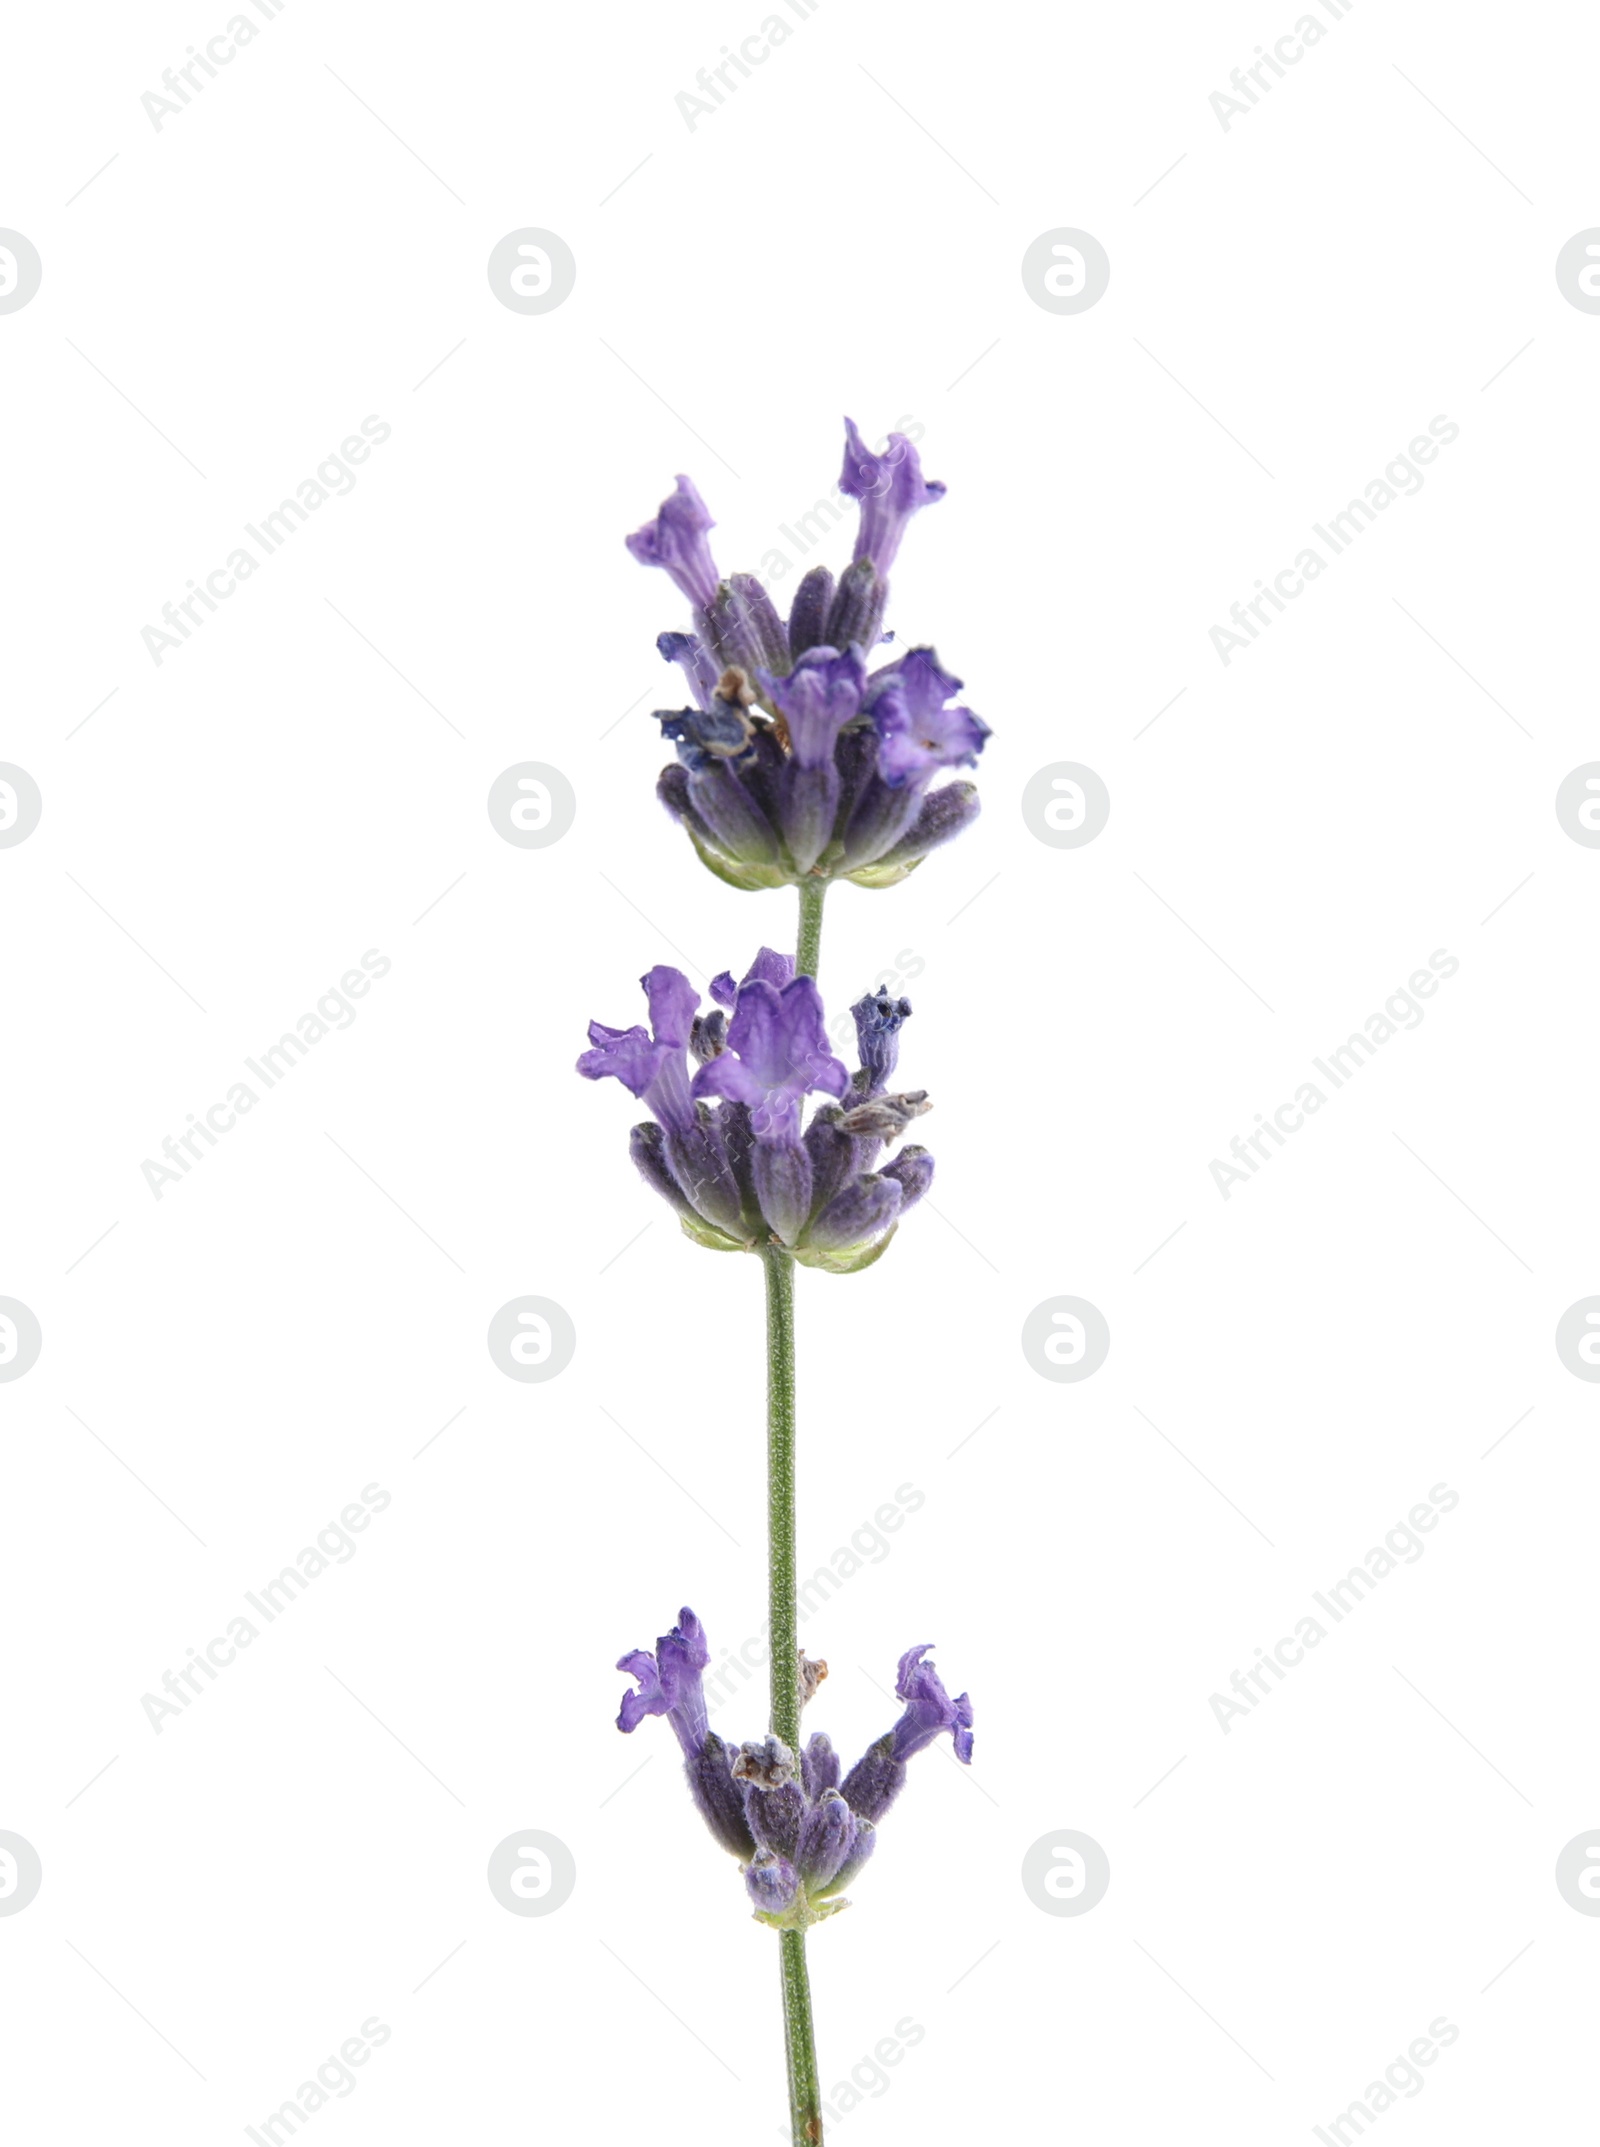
744;1847;800;1917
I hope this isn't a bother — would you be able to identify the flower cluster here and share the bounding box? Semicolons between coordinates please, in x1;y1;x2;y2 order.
617;1608;973;1929
628;421;989;892
578;948;933;1273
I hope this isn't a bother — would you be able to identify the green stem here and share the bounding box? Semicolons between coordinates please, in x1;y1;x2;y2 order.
766;880;826;2143
763;1238;822;2143
795;879;827;979
763;1242;800;1750
780;1929;824;2145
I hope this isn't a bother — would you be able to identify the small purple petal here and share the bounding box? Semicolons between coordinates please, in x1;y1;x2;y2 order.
757;647;866;769
838;419;945;575
640;965;699;1050
740;946;798;992
873;678;989;791
615;1607;711;1761
626;476;721;610
577;1022;670;1101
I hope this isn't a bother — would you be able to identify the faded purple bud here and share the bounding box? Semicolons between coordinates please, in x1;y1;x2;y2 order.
658;696;756;772
801;1732;841;1800
662;1115;745;1236
796;1789;857;1889
881;1145;934;1216
870;779;982;871
798;1652;828;1705
787;565;836;661
683;761;782;868
837;1091;931;1144
802;1112;857;1225
778;760;840;876
753;1140;814;1246
825;556;887;655
817;1817;876;1898
731;1735;796;1789
627;476;720;608
701;574;789;678
743;1777;806;1863
628;1122;694;1218
850;988;912;1094
804;1172;902;1255
657;630;719;711
687;1732;758;1859
689;1009;727;1063
745;1847;800;1917
838;1733;903;1825
656;762;724;857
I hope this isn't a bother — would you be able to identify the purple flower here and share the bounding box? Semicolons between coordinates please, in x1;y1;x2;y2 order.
614;1611;971;1917
628;422;986;891
626;476;721;610
838;419;945;574
836;648;988;873
869;649;989;790
616;1607;755;1860
888;1644;974;1764
691;974;849;1144
839;1644;973;1824
578;966;746;1236
616;1607;711;1758
757;647;866;769
577;964;699;1135
582;952;932;1267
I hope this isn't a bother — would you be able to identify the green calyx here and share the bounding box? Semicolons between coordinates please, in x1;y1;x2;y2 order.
750;1887;854;1934
677;1216;898;1274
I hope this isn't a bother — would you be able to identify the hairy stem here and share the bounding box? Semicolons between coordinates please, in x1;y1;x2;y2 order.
763;1242;800;1750
780;1928;824;2145
795;879;827;980
767;882;826;2143
764;1230;821;2141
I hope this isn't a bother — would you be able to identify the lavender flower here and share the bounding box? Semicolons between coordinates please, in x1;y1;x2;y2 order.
838;418;946;575
617;1609;970;1928
838;1644;975;1825
615;1609;754;1860
578;952;935;1273
625;476;721;609
627;421;988;892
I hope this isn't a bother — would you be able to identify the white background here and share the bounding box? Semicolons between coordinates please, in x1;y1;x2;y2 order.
4;1;1598;2140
